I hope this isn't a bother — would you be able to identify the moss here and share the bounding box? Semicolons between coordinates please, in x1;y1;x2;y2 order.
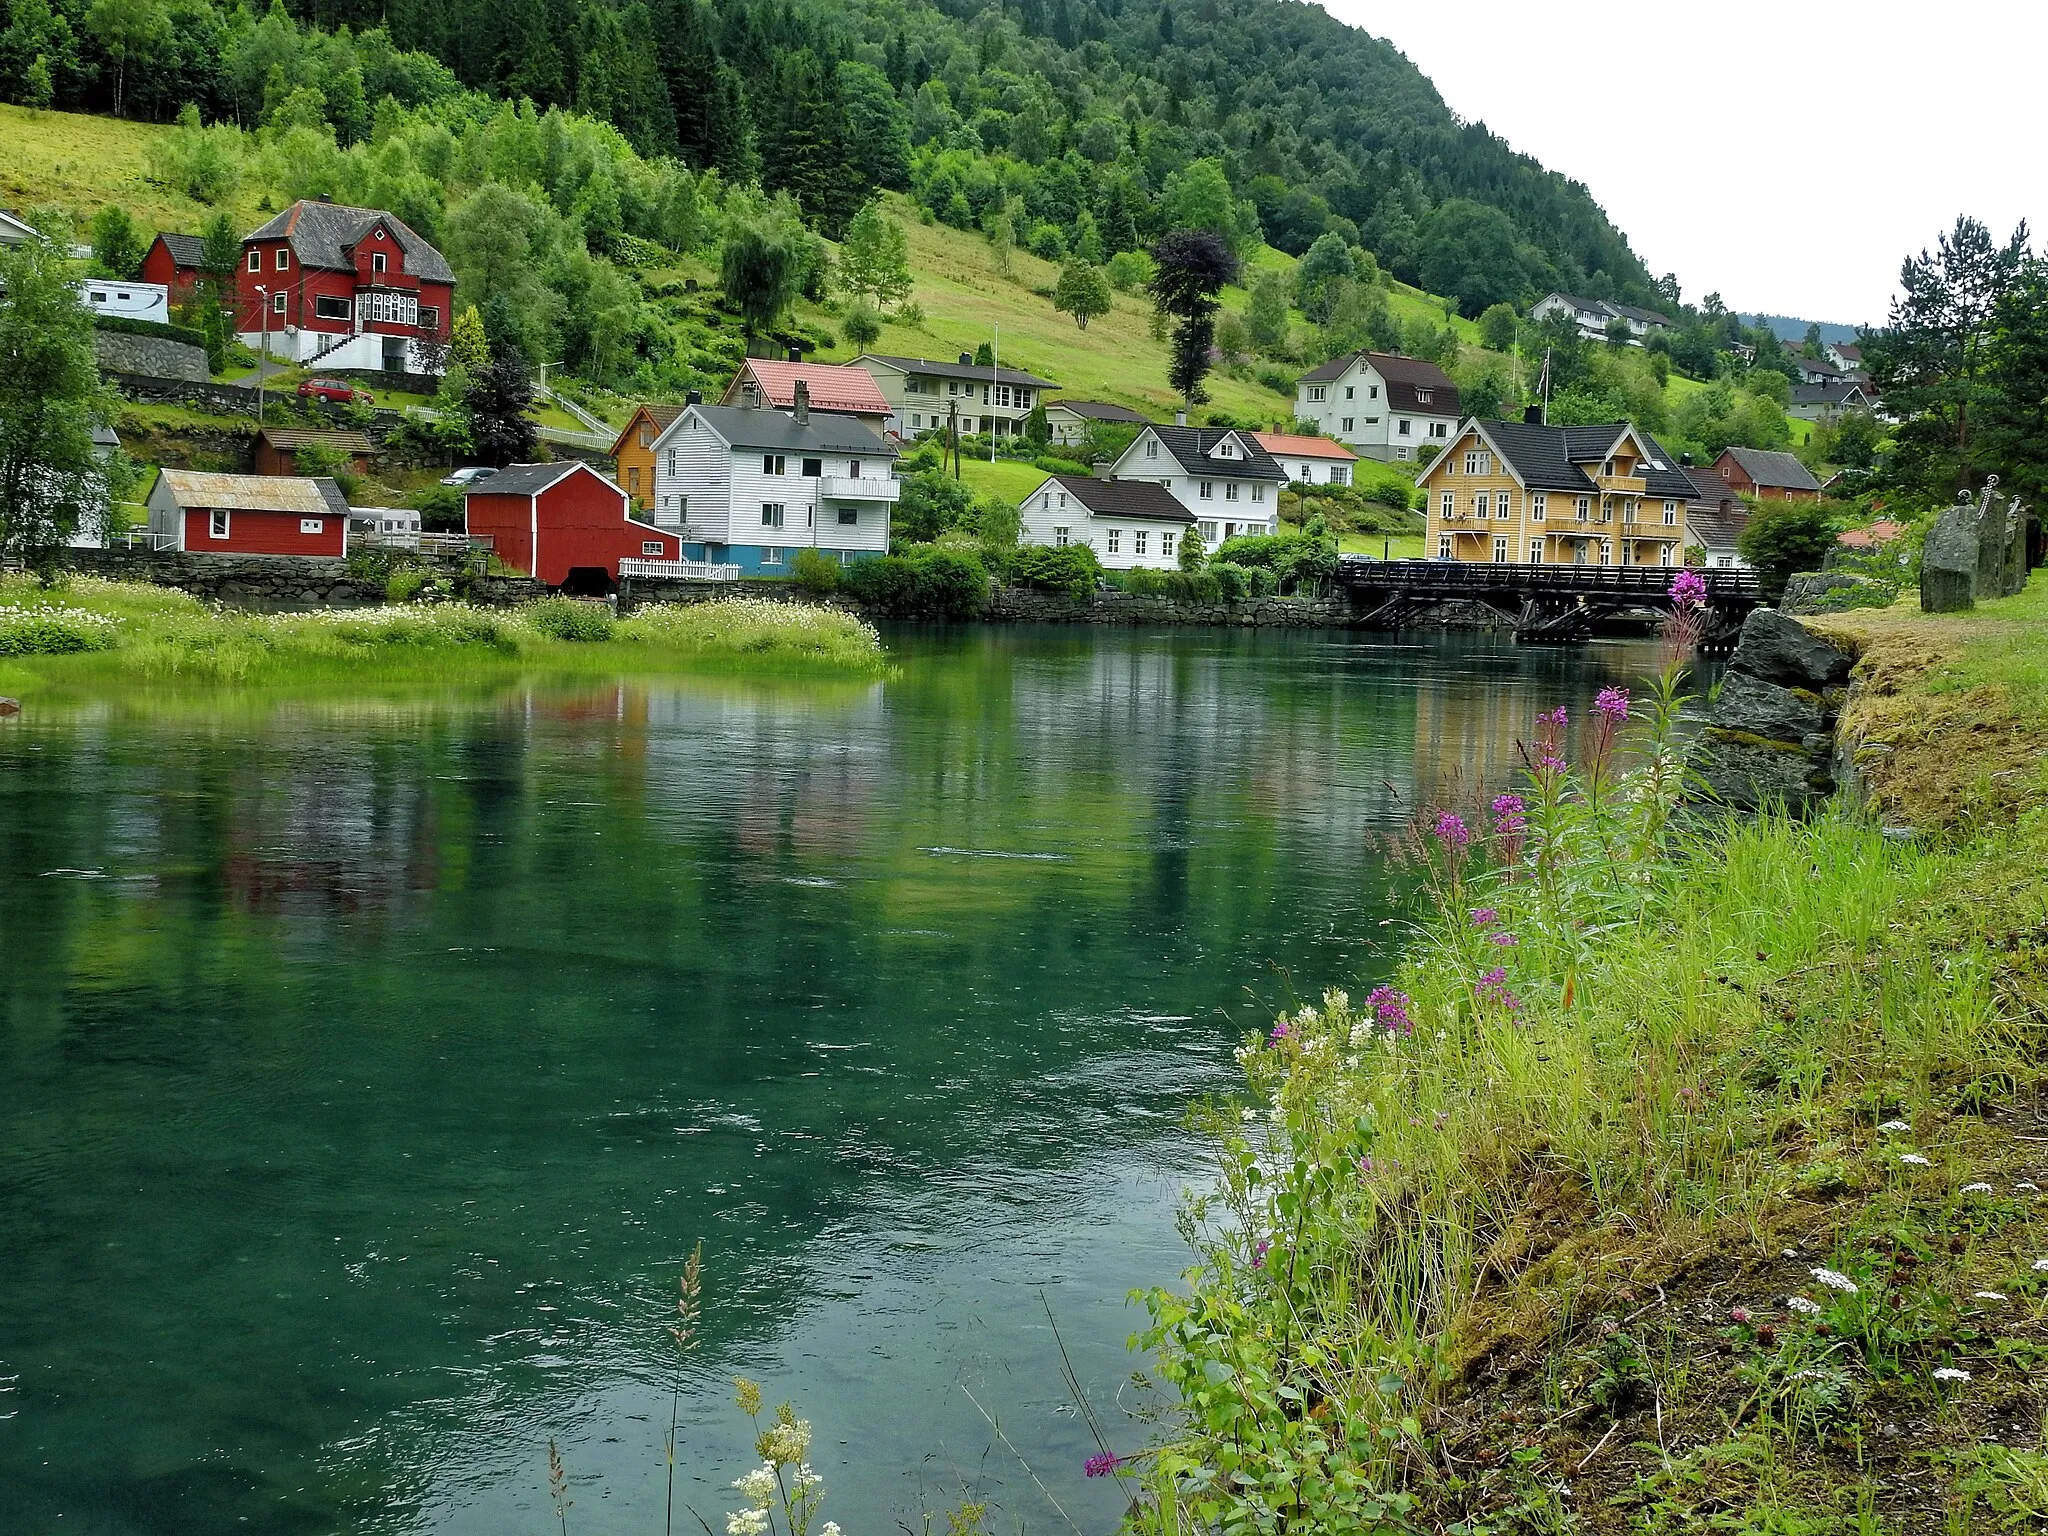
1705;725;1810;753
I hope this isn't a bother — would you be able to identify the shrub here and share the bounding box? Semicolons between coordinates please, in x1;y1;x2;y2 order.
1208;560;1250;600
1032;454;1092;477
1119;567;1222;602
791;547;842;596
1740;499;1839;598
841;549;988;619
1212;530;1338;591
93;314;209;349
522;596;616;641
1008;543;1102;597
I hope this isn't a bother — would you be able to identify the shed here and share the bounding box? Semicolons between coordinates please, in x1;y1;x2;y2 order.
255;427;375;478
147;469;351;556
463;461;683;591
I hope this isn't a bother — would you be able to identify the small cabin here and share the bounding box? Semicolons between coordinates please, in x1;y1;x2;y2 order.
147;469;351;557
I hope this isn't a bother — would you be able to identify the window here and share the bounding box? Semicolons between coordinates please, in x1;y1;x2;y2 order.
247;250;260;272
1532;493;1547;521
1369;384;1380;400
209;509;229;538
1134;530;1149;556
1161;531;1176;559
275;248;289;271
1198;481;1213;499
665;449;677;475
355;291;417;326
1663;500;1678;526
1397;419;1412;436
1144;438;1159;459
1053;526;1070;547
1431;422;1450;439
948;380;960;396
802;458;822;477
1463;450;1491;475
1493;537;1509;563
1439;490;1454;519
1106;528;1121;554
372;252;387;274
763;455;785;476
419;307;438;333
1344;385;1355;400
1659;544;1674;567
1214;439;1236;458
848;461;861;480
628;467;641;493
1331;467;1349;486
639;424;654;448
1251;485;1264;502
300;518;324;534
642;540;664;556
1225;482;1239;501
1341;417;1355;433
314;295;351;320
1057;493;1067;509
1307;385;1326;402
761;503;785;528
271;292;286;315
762;547;785;566
1495;492;1512;519
1438;534;1454;559
911;415;922;430
1529;539;1544;564
1395;446;1413;461
838;508;858;525
1598;540;1612;566
1199;521;1217;542
1475;491;1490;518
1574;496;1591;522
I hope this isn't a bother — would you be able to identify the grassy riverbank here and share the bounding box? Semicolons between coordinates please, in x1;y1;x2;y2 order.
0;578;887;698
1127;583;2048;1534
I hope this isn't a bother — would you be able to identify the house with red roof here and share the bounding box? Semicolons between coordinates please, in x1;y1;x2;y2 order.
720;356;892;434
234;196;455;374
1250;431;1357;487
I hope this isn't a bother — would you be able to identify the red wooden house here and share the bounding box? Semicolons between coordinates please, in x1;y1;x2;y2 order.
464;462;683;592
139;232;209;303
235;196;455;374
1714;447;1822;503
146;470;353;557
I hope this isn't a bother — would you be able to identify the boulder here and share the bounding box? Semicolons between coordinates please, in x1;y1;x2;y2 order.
1921;498;1980;612
1727;608;1854;690
0;697;19;716
1976;491;2011;596
1781;570;1895;615
1713;669;1825;744
1690;728;1834;813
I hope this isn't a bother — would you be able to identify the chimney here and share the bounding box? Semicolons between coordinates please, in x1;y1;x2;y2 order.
792;379;811;425
787;346;803;363
1175;409;1188;427
1523;403;1543;425
685;389;702;405
958;352;973;366
1093;461;1112;481
1679;451;1694;468
316;192;333;203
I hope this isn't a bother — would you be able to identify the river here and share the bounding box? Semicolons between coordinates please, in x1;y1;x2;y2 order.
0;625;1673;1535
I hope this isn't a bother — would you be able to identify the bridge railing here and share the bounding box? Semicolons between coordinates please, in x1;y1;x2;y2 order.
1335;557;1759;600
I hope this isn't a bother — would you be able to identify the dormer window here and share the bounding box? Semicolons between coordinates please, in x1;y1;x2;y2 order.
372;252;386;274
1416;389;1432;404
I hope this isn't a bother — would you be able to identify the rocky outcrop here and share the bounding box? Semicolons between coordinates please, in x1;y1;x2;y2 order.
1780;570;1895;614
1687;608;1856;814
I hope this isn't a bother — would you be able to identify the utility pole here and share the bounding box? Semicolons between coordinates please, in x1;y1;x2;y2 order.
949;398;960;480
990;324;999;465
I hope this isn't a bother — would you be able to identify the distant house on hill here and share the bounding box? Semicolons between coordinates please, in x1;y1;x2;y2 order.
1823;340;1864;373
1249;431;1356;486
1791;355;1847;386
1043;399;1150;447
140;233;209;302
1788;382;1872;421
1715;446;1821;502
235;196;455;375
1104;422;1284;545
850;352;1059;440
146;469;351;557
720;357;892;434
1017;474;1195;568
0;208;40;248
1530;292;1674;345
1293;351;1460;463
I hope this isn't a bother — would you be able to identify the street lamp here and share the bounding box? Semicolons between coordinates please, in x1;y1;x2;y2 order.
254;283;271;424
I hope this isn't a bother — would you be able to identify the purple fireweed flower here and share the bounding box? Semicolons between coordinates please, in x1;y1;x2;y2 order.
1540;706;1569;728
1084;1452;1121;1478
1670;569;1708;609
1479;966;1507;988
1364;985;1414;1034
1595;687;1631;723
1475;966;1525;1014
1432;811;1471;849
1358;1156;1375;1176
1491;793;1525;824
1469;907;1499;928
1270;1021;1291;1041
1489;931;1519;946
1252;1239;1269;1268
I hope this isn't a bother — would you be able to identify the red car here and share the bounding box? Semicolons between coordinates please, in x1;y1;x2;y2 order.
299;378;375;406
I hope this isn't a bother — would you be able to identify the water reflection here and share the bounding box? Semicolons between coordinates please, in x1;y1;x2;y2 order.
0;626;1681;1534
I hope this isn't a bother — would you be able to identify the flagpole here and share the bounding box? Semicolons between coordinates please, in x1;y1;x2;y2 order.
991;324;999;464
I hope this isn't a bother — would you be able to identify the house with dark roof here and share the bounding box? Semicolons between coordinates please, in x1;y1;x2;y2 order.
1294;351;1460;463
1044;399;1151;447
140;232;211;302
1682;466;1750;569
234;196;455;374
719;357;893;433
1823;340;1864;372
1104;422;1285;544
851;352;1058;440
1714;446;1821;501
1416;414;1696;566
254;426;374;478
1530;292;1674;345
1018;474;1195;568
1788;381;1872;421
647;398;901;575
0;209;40;248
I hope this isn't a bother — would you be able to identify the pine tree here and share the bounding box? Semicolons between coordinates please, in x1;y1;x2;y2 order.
450;304;492;379
1149;228;1239;404
466;348;538;466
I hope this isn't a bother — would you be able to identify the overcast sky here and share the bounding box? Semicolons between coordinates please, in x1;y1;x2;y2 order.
1320;0;2047;326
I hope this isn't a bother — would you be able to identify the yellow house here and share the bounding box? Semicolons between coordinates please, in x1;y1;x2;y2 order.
607;402;685;512
1416;416;1695;567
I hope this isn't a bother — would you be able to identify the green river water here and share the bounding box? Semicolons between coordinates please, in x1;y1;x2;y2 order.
0;624;1669;1535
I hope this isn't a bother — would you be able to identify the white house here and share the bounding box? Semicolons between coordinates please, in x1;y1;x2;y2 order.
1018;474;1196;568
851;352;1059;440
77;278;171;322
1106;422;1285;546
1530;292;1674;345
1292;351;1460;463
648;399;900;575
1249;431;1357;486
0;209;40;248
1043;399;1150;447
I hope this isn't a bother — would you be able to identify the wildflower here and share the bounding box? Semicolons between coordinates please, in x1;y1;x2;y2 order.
1900;1154;1931;1166
1932;1367;1972;1384
1878;1120;1910;1133
762;1418;812;1464
1469;907;1500;928
1540;706;1569;728
1961;1182;1994;1194
821;1525;843;1536
1594;687;1631;723
1475;967;1524;1014
1974;1291;2008;1302
1491;793;1525;824
734;1466;778;1507
1669;569;1709;608
1433;1111;1449;1131
1358;1156;1375;1177
1489;931;1519;947
1432;811;1471;850
727;1511;771;1536
1270;1020;1292;1042
1240;1108;1257;1122
1084;1452;1121;1477
1786;1296;1822;1316
1810;1268;1858;1294
1252;1240;1269;1269
1363;985;1414;1035
1729;1307;1751;1324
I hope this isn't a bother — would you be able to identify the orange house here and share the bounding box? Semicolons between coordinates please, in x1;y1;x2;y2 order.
609;403;685;512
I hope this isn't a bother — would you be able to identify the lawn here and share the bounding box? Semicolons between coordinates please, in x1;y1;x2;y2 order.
0;103;271;239
955;456;1058;504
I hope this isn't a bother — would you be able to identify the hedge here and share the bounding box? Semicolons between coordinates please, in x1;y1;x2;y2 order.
93;314;209;349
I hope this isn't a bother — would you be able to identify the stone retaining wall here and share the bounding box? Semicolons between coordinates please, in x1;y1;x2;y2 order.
987;587;1359;626
64;548;546;611
94;333;210;383
1686;608;1856;814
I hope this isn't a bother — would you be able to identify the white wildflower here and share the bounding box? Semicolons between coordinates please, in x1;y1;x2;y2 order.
1786;1296;1823;1316
1268;1102;1286;1124
2018;1182;2040;1192
1933;1367;1972;1384
734;1465;778;1508
1233;1042;1257;1068
1878;1119;1911;1133
762;1418;812;1463
821;1525;843;1536
1975;1291;2008;1303
1810;1267;1858;1294
2034;1259;2048;1273
1900;1153;1932;1166
1962;1182;1995;1194
791;1464;823;1493
1240;1108;1257;1122
1322;988;1350;1013
727;1511;770;1536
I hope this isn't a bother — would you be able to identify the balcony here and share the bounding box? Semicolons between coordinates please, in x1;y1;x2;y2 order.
820;475;900;502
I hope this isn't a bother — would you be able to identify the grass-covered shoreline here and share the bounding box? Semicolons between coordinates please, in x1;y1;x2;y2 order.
0;577;888;698
1119;582;2048;1534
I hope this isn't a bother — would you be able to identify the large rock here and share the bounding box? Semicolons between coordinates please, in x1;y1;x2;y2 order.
1977;492;2011;597
1728;608;1854;690
1921;497;1981;612
1713;669;1825;744
1781;570;1895;615
1690;728;1835;812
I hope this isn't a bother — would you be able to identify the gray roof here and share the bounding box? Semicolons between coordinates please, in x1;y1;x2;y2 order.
1046;399;1151;423
465;462;595;497
245;199;454;284
683;404;897;456
1718;446;1822;492
1473;420;1696;499
312;477;351;520
153;232;207;267
1791;382;1868;407
1298;350;1460;414
1144;424;1287;481
1683;465;1740;509
857;352;1059;390
1686;504;1748;553
1052;475;1195;523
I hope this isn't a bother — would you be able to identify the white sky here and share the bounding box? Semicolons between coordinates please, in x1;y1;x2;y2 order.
1318;0;2048;326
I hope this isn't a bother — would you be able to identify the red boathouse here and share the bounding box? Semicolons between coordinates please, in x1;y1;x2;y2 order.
145;469;352;557
463;462;683;591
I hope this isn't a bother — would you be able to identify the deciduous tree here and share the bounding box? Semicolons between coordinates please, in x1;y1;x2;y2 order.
0;235;112;563
1052;258;1111;331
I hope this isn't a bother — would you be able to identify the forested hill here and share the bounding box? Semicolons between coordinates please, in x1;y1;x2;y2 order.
0;0;1660;313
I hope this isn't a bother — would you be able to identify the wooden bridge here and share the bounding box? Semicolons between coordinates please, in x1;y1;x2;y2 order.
1331;558;1763;646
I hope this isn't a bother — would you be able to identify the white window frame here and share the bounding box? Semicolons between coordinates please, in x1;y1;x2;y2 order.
1251;484;1264;503
1475;491;1490;518
1532;493;1546;521
271;291;286;314
1053;526;1070;547
1145;438;1158;459
761;546;785;566
1105;528;1121;554
1439;490;1454;519
1438;534;1454;559
837;507;858;526
246;250;260;272
1529;539;1544;564
1663;500;1678;526
209;509;230;538
642;540;664;555
299;518;323;534
1575;496;1591;522
1306;385;1326;403
1161;531;1176;559
372;251;387;274
1397;419;1412;437
274;248;289;271
1493;537;1509;563
1198;481;1213;500
1224;482;1239;501
763;455;786;476
1133;530;1149;556
761;503;785;529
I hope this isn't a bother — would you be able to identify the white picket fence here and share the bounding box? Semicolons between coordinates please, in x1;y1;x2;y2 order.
618;557;742;583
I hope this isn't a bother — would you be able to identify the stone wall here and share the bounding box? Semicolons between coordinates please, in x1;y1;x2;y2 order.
987;587;1359;627
65;548;546;611
106;370;260;417
1686;608;1856;813
94;333;210;383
